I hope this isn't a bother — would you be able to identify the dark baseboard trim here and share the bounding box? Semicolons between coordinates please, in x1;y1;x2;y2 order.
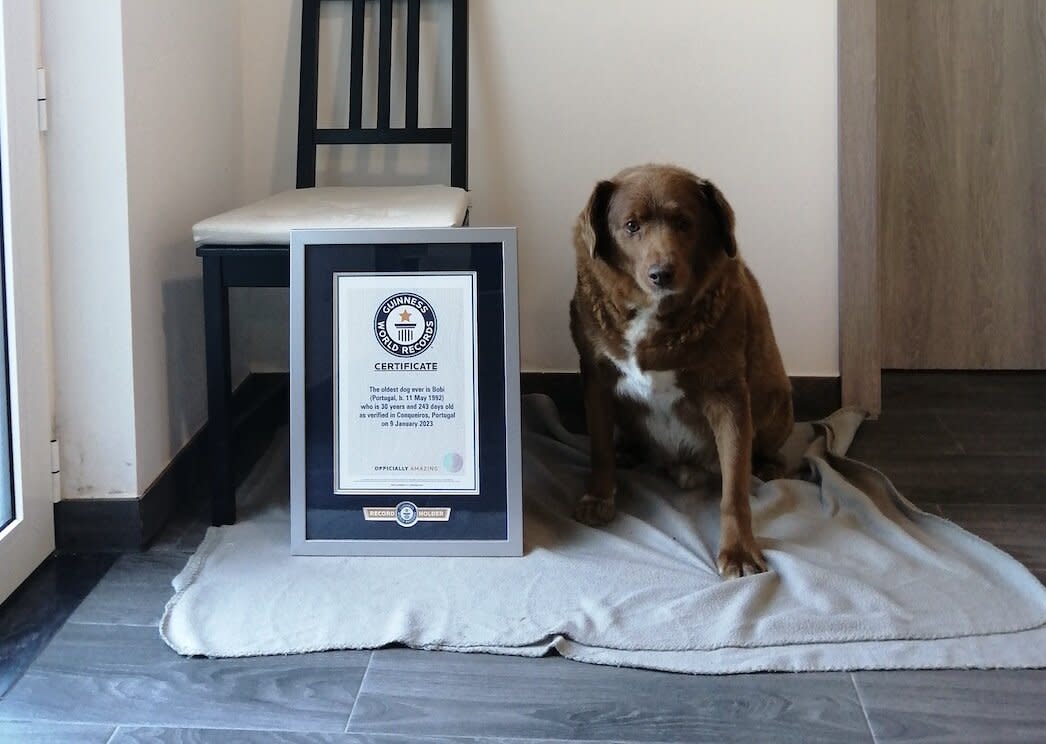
54;373;289;553
789;376;844;420
521;372;842;430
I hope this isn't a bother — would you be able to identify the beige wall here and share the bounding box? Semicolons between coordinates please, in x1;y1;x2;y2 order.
123;0;245;493
40;0;839;504
44;0;244;499
43;0;137;498
472;0;839;375
236;0;839;376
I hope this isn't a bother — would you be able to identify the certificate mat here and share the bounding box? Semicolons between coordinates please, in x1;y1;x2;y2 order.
334;273;480;495
290;227;522;557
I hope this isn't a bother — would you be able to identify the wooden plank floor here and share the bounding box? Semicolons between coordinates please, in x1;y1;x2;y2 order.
0;373;1043;743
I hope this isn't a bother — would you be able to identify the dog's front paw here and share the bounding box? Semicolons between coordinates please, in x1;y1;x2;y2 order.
717;537;767;579
573;493;617;526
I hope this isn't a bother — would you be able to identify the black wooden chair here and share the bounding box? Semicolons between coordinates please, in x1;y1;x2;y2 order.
194;0;469;526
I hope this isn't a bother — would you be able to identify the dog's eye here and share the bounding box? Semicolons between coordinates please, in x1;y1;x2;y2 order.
624;220;640;234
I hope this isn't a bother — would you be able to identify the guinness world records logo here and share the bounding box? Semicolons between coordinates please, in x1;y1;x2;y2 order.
395;501;419;527
374;293;437;357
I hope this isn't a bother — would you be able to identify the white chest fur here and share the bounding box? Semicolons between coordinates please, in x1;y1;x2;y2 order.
609;306;708;461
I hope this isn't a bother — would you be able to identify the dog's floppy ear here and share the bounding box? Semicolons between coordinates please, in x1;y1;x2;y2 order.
698;180;738;258
577;180;616;260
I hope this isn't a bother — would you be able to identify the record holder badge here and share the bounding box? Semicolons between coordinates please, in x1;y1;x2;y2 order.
290;228;522;556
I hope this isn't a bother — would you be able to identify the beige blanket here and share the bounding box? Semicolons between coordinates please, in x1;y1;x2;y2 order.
162;395;1046;672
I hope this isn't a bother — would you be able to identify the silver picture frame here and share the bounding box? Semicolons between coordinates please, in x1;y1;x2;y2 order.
290;227;522;556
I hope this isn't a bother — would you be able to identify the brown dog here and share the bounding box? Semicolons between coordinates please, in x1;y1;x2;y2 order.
569;164;793;579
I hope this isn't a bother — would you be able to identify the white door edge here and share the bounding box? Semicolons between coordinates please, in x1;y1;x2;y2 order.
0;0;56;605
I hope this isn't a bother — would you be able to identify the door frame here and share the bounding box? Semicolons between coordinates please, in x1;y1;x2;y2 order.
0;0;56;605
838;0;881;415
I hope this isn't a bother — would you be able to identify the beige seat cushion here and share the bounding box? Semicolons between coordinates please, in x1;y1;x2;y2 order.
193;185;469;246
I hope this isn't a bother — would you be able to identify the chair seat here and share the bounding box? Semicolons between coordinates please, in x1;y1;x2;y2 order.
192;185;469;246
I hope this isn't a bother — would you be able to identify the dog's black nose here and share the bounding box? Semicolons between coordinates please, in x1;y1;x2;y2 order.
648;265;674;288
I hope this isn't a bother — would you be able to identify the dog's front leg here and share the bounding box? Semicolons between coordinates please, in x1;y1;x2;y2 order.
574;357;617;526
703;389;767;578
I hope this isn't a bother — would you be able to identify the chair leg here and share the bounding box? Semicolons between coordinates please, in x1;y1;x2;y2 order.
203;256;235;526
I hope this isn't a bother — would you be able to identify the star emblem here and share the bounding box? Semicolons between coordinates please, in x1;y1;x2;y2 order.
398;309;412;322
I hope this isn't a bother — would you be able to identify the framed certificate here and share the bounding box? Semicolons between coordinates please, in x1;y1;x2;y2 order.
290;227;522;556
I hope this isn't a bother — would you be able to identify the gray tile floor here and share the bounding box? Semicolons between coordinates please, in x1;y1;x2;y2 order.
0;373;1044;743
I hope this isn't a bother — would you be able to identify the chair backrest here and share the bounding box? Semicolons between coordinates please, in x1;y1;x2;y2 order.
296;0;469;190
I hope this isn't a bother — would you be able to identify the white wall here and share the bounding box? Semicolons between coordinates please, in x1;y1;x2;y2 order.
230;0;301;384
44;0;244;499
235;0;840;377
122;0;244;493
43;0;138;499
471;0;839;376
43;0;839;501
